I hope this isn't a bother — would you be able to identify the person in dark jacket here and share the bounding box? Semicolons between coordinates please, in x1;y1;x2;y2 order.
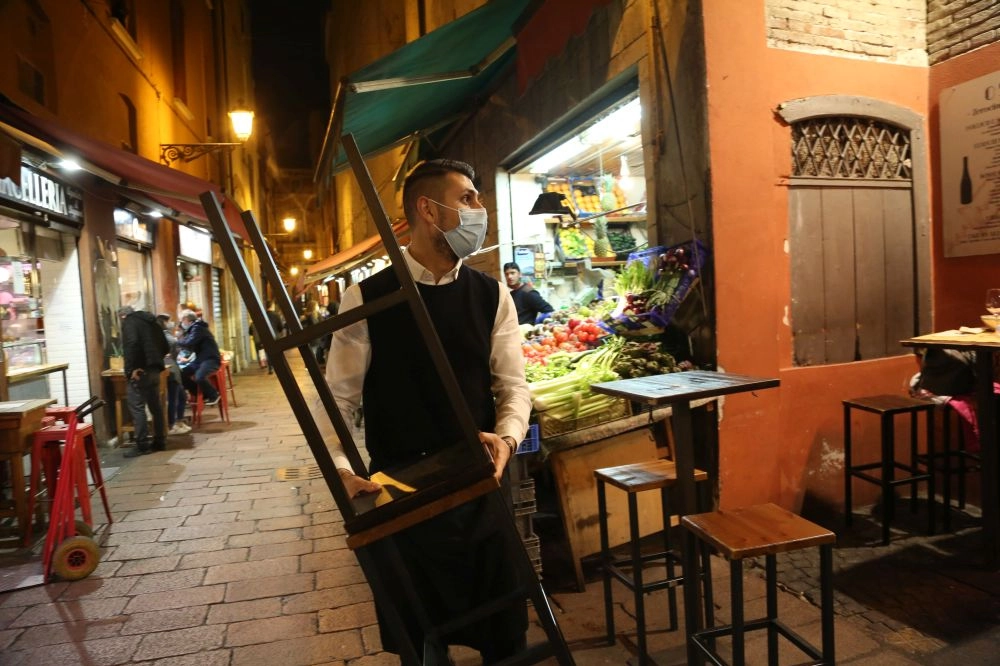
177;309;221;405
503;261;554;324
119;306;168;456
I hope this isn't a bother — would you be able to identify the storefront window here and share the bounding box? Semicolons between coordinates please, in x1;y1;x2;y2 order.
117;245;152;310
0;219;78;375
506;93;646;310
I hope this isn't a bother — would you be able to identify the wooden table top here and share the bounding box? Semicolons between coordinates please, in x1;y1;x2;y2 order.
902;330;1000;349
6;362;69;383
0;398;55;416
591;370;780;406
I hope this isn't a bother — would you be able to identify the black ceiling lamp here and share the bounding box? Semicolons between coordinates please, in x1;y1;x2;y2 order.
528;191;577;220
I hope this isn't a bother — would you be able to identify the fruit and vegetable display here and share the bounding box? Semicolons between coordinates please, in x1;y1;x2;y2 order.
607;229;636;253
517;240;708;438
558;227;594;258
606;241;706;335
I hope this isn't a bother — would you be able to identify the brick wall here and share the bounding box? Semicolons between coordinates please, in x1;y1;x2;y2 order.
43;234;92;410
928;0;1000;64
766;0;927;65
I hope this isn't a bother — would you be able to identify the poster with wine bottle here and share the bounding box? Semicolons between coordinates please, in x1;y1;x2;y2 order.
939;69;1000;257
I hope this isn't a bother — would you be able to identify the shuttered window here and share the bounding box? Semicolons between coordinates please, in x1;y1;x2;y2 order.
788;116;916;366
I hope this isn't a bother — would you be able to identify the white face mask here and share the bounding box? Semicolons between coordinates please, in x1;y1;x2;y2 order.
181;320;192;331
428;199;488;258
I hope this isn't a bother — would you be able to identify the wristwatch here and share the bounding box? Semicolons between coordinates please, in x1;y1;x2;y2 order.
501;436;518;455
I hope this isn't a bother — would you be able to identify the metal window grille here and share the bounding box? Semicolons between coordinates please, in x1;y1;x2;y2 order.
791;117;911;180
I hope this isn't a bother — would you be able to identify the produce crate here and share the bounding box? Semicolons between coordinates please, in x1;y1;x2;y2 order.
618;239;710;330
523;533;542;576
537;397;630;439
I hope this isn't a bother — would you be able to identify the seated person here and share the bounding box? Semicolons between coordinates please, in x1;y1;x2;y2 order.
176;309;222;406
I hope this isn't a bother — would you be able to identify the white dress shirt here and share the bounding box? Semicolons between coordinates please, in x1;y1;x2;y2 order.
313;248;531;472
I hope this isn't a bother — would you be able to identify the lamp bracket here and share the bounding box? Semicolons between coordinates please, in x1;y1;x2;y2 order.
159;143;243;165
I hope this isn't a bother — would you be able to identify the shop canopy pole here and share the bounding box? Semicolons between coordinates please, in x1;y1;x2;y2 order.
199;133;575;665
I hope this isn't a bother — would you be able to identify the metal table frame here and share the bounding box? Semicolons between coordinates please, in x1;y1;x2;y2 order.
592;370;780;664
902;331;1000;568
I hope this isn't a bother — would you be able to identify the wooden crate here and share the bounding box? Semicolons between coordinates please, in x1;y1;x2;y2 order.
537;397;630;439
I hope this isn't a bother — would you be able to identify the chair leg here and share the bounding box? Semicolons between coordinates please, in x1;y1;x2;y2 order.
820;544;836;664
661;486;678;631
598;479;614;645
730;558;745;666
766;554;778;666
85;432;113;525
628;492;647;664
942;406;953;531
881;413;895;546
926;408;935;536
843;404;853;526
909;410;919;511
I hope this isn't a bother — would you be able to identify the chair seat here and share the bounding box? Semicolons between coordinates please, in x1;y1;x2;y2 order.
594;459;708;492
682;503;835;560
843;394;935;415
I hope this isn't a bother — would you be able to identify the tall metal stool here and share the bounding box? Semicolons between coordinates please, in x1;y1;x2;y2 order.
843;394;936;545
919;403;980;531
682;503;836;666
595;459;713;665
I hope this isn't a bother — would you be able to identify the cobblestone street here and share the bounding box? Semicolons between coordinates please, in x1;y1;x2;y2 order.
0;361;998;665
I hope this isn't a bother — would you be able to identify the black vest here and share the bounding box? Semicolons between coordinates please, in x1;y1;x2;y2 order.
359;264;499;472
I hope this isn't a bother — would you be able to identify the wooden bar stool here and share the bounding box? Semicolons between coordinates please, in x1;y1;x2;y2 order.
595;459;713;665
682;503;836;666
843;394;936;545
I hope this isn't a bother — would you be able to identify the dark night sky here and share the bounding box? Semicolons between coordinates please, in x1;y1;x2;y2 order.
250;0;331;168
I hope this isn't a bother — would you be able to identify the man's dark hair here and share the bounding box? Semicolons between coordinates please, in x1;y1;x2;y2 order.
402;159;475;222
502;262;521;272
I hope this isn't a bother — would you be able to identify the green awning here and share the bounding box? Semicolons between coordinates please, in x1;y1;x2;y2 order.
315;0;533;182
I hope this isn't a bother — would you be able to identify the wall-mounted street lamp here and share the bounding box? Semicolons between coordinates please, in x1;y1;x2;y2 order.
303;249;313;260
160;108;255;165
289;266;299;277
282;217;297;233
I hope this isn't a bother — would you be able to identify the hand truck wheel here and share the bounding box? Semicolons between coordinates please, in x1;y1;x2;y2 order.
52;536;100;581
74;520;94;539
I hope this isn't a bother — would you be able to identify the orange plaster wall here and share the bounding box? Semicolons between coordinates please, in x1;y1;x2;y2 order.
701;0;930;512
928;42;1000;328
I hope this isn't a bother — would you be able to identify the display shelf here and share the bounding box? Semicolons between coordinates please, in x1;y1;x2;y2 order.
546;216;644;226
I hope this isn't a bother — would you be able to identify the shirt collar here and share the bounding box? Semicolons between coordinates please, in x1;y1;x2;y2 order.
402;247;462;285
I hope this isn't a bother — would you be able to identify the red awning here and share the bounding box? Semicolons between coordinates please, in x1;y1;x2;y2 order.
303;221;409;285
0;99;248;239
515;0;614;94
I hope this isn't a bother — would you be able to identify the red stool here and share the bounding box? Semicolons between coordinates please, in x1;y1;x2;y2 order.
189;366;231;426
221;358;237;407
25;422;113;546
45;406;77;424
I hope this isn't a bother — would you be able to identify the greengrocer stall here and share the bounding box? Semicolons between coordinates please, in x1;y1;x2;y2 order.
497;88;715;588
518;242;709;589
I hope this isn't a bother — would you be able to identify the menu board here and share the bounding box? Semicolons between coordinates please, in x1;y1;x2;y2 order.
940;69;1000;257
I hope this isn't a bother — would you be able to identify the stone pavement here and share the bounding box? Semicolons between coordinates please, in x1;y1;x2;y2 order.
0;361;997;665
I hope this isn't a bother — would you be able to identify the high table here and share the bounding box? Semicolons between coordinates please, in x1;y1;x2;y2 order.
591;370;780;664
100;369;169;442
901;330;1000;568
7;362;70;405
0;398;56;546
